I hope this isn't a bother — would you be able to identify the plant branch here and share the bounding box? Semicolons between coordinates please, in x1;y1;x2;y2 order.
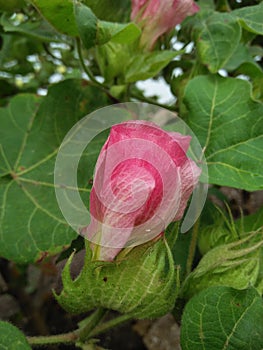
27;331;78;346
76;38;105;88
76;38;120;103
27;309;133;346
130;91;177;111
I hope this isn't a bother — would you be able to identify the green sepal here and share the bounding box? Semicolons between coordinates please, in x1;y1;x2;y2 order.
55;232;179;319
182;230;263;299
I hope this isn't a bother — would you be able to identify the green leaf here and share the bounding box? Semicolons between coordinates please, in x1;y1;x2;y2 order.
0;79;108;264
180;286;263;350
30;0;78;36
0;321;31;349
56;234;179;319
74;2;140;50
83;0;131;22
125;51;179;83
233;2;263;35
183;75;263;191
182;231;263;299
235;62;263;100
223;43;255;72
98;21;140;45
196;12;241;73
74;2;97;49
0;13;62;42
197;0;215;11
0;0;25;12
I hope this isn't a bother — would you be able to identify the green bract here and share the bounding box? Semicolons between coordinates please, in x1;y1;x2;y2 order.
56;235;179;319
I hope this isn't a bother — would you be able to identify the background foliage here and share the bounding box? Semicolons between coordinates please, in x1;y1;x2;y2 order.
0;0;262;349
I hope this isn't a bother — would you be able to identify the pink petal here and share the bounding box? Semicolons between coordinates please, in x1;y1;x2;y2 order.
86;120;201;261
173;159;201;221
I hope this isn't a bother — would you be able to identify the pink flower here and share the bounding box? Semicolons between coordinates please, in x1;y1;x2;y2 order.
131;0;199;50
83;120;201;261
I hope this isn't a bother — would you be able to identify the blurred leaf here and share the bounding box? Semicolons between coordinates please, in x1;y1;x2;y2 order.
183;75;263;191
196;12;241;73
83;0;131;22
233;2;263;35
74;2;140;50
0;13;62;42
234;62;263;100
180;286;263;350
0;79;108;264
0;0;25;12
96;42;131;83
197;0;215;10
0;79;18;99
74;2;97;49
125;51;179;83
30;0;78;36
99;21;140;45
223;43;255;71
0;321;31;349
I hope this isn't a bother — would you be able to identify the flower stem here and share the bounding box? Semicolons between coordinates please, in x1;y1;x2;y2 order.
186;218;200;275
78;307;108;341
88;313;133;338
27;309;133;346
76;38;105;87
27;308;107;346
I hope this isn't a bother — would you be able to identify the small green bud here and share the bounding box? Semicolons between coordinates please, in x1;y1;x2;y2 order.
182;230;263;299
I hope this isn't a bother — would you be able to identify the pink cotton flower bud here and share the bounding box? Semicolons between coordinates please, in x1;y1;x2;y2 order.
83;120;201;261
131;0;199;50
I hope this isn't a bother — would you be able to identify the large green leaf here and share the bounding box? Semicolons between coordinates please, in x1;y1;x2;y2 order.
0;321;31;349
0;79;108;264
180;286;263;350
196;12;241;73
183;75;263;191
233;2;263;35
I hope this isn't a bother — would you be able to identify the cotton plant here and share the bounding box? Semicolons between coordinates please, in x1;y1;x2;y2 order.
0;0;263;349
